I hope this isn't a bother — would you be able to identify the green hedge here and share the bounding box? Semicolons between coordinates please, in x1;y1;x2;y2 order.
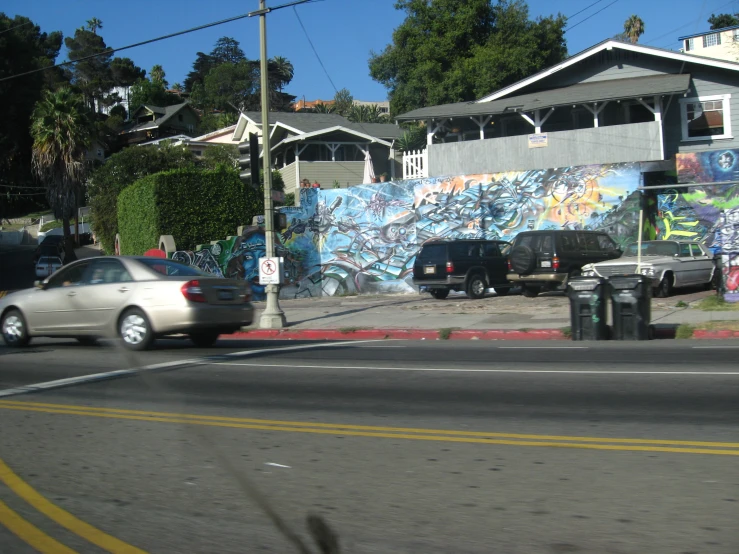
117;167;263;255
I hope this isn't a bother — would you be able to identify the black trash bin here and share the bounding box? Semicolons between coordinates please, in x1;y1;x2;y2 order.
566;276;609;341
608;274;652;340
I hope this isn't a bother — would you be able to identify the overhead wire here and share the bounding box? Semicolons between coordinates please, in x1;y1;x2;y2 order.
565;0;608;22
564;0;621;32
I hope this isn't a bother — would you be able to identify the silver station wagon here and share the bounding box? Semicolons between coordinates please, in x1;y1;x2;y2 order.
581;240;717;297
0;256;254;350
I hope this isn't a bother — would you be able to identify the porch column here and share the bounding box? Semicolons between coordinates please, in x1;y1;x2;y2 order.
294;143;308;193
471;115;492;140
582;101;609;128
636;96;665;160
326;143;340;162
427;118;449;145
519;108;554;133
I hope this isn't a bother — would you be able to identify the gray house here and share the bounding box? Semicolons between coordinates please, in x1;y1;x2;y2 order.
395;39;739;181
232;111;404;195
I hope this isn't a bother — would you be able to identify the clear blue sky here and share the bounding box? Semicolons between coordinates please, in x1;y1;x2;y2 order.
4;0;739;102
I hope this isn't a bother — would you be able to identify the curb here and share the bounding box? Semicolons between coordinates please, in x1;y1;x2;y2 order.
693;329;739;339
223;328;568;341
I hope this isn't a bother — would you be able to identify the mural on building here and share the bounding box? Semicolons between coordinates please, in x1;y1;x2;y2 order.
665;151;739;251
717;207;739;303
166;162;643;298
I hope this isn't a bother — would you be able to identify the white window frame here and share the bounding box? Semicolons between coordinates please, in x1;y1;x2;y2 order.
684;38;694;51
679;94;733;142
734;29;739;42
703;33;720;47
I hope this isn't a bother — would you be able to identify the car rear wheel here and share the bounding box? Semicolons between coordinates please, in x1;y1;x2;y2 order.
655;273;674;298
467;274;487;300
119;308;154;351
429;289;450;300
522;285;542;298
1;309;30;347
189;332;220;347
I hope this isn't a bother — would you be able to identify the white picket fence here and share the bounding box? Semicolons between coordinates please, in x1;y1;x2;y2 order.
402;149;428;179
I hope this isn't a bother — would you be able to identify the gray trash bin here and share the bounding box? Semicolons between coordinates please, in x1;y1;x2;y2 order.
566;276;609;341
608;274;652;340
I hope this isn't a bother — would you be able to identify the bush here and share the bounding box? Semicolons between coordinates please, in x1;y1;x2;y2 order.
117;167;263;255
88;143;196;254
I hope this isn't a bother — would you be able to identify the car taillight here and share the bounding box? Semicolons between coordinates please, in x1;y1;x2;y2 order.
181;280;206;302
553;256;560;271
507;259;512;271
446;261;454;274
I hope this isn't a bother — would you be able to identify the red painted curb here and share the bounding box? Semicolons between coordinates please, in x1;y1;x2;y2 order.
221;328;566;341
693;329;739;339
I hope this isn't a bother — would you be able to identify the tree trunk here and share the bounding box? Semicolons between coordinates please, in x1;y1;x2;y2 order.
74;186;80;247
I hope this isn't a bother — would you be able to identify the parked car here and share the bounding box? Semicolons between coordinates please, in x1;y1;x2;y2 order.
507;230;622;297
33;235;65;263
0;256;254;350
413;239;513;299
35;256;63;278
581;240;717;297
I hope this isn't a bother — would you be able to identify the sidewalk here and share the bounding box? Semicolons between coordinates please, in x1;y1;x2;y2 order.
238;288;739;341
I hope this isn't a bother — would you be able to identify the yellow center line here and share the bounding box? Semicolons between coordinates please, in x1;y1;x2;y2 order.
0;402;737;456
0;458;147;554
0;499;78;554
1;399;739;448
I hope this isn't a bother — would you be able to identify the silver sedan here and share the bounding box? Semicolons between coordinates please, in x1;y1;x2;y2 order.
0;256;254;350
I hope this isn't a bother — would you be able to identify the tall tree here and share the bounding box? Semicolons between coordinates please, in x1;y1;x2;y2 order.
333;88;354;116
184;52;215;92
86;18;102;35
270;56;294;92
708;13;739;29
110;57;145;87
129;77;181;109
347;104;389;123
64;22;114;112
211;36;246;64
623;15;645;44
31;88;93;245
0;13;64;217
369;0;567;116
150;64;168;88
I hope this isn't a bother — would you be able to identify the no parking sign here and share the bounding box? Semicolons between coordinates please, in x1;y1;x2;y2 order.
258;257;283;285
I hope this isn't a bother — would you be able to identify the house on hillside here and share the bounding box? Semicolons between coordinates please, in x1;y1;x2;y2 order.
230;111;404;195
395;39;739;184
119;102;200;146
680;25;739;62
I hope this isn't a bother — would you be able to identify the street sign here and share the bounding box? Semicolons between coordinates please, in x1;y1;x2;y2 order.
258;256;283;285
528;133;548;148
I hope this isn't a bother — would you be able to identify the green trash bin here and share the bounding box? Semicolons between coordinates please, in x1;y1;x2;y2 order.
566;276;609;341
608;274;652;340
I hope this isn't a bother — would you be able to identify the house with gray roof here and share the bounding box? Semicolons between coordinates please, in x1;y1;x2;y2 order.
395;39;739;181
120;102;200;145
229;111;404;195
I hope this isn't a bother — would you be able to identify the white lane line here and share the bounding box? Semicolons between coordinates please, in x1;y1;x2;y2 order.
498;346;588;349
693;346;739;349
0;340;383;398
215;362;739;375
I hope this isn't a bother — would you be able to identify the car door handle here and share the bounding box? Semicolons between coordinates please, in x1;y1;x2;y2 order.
118;286;130;293
67;291;77;297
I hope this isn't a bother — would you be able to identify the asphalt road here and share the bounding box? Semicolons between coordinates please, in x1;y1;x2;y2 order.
0;339;738;553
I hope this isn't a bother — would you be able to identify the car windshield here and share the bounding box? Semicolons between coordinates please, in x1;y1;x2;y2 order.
137;257;211;277
37;257;60;264
623;241;679;257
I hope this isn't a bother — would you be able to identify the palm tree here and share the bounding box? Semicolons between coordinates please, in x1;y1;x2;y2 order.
348;104;389;123
313;102;335;114
86;18;103;35
269;56;294;92
31;88;93;247
151;64;168;88
623;15;645;44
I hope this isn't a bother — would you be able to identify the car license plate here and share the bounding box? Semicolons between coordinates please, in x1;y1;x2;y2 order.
541;261;552;268
217;290;234;301
424;266;436;274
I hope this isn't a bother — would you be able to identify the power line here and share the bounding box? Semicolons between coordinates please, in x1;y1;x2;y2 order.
646;0;738;45
565;0;620;32
565;0;608;22
292;6;340;94
0;20;33;36
0;4;317;84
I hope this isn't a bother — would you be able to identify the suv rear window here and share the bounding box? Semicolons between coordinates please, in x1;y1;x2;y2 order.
517;234;553;252
417;244;447;262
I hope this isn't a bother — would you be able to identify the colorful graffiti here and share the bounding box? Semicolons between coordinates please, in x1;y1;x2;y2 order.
167;162;644;298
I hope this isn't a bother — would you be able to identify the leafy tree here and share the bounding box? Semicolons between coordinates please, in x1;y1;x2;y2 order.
111;57;145;87
313;102;335;114
31;88;93;244
197;111;238;134
623;15;645;44
333;88;354;116
708;13;739;29
129;77;181;109
200;144;239;170
395;124;426;152
270;56;294;92
150;64;168;88
192;60;260;112
64;21;114;112
347;104;389;123
86;18;102;35
172;82;183;92
211;36;246;64
184;52;216;92
369;0;567;116
0;13;64;216
87;143;196;253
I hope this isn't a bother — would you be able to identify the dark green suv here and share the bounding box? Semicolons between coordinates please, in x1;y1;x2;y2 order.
507;230;622;297
413;239;513;300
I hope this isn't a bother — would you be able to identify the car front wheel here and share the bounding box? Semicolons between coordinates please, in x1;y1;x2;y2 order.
429;289;450;300
119;308;154;351
655;274;674;298
1;309;31;347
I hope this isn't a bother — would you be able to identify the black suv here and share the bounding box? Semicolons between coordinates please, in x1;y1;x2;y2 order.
413;239;513;299
507;230;622;297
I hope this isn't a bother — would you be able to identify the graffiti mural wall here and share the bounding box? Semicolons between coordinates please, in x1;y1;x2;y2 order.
169;162;644;298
